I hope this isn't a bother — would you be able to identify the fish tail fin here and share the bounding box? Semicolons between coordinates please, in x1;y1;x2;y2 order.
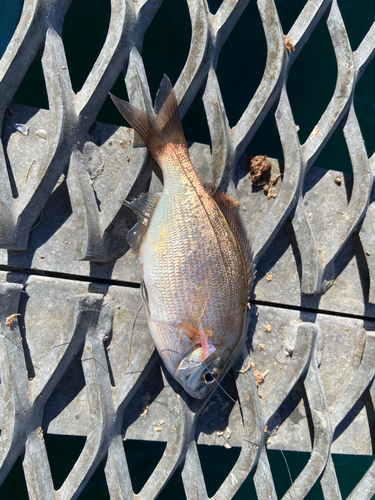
109;75;187;159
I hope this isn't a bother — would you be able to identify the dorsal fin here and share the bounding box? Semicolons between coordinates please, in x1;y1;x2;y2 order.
212;189;256;293
125;193;160;255
110;75;187;160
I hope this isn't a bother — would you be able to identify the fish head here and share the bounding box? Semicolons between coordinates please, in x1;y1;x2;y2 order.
149;319;224;399
149;319;244;399
175;347;227;399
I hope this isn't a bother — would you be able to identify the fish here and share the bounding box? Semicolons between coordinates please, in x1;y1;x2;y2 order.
110;76;254;399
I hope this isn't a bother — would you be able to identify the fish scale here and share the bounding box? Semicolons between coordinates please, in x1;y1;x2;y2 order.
145;152;236;327
110;76;253;398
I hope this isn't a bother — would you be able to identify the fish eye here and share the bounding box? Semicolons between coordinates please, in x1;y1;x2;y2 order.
202;368;219;385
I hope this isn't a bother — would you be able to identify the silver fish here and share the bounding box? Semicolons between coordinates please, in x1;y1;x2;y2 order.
110;76;254;398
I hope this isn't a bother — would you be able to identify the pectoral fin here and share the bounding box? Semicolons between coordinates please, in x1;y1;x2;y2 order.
125;193;160;255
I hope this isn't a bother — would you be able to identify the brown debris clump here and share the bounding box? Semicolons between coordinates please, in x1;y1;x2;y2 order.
238;359;268;387
238;359;252;374
248;155;281;199
262;323;272;333
5;314;21;330
154;419;164;432
251;361;269;387
284;35;295;52
264;184;279;199
249;155;271;184
140;406;149;418
253;369;265;387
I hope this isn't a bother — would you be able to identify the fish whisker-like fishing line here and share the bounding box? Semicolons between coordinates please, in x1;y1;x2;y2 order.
280;448;294;498
142;311;293;494
185;334;262;447
0;331;24;352
266;427;294;499
128;304;142;369
197;348;294;498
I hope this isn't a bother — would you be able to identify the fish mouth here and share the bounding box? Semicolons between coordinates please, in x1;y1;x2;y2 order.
175;349;221;399
182;367;219;399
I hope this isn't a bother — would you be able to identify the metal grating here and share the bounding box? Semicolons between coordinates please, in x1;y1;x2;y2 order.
0;0;375;498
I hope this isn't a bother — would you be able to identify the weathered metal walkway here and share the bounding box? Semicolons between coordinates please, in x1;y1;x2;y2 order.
0;0;375;498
